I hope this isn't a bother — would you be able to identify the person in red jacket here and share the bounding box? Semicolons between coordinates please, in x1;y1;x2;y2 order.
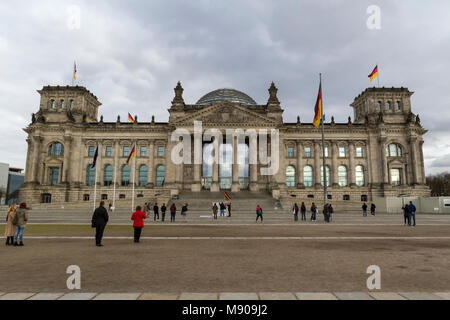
131;205;147;243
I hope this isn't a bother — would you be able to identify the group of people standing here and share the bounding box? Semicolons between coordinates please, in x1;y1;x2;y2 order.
362;203;376;216
211;202;231;219
402;201;417;226
292;202;333;223
4;203;29;246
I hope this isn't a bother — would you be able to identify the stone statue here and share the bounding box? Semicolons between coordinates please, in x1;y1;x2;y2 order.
82;113;87;123
348;116;352;124
378;112;384;123
331;116;335;124
172;81;185;105
297;116;300;124
152;115;155;124
66;110;75;123
100;115;104;123
31;113;36;124
117;115;121;123
416;114;421;125
267;82;280;104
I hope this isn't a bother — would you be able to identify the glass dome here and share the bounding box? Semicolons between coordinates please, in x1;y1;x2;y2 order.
196;88;257;107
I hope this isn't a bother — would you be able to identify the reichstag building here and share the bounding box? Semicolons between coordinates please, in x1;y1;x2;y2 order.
19;82;430;207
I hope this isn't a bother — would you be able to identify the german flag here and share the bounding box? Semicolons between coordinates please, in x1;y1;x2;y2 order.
128;113;135;123
312;81;322;128
368;65;378;83
125;145;135;166
224;191;231;201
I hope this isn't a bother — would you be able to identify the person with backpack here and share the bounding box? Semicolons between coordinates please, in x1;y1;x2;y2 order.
370;203;376;216
181;203;188;221
292;203;299;222
362;203;368;217
212;203;218;220
12;203;28;246
161;203;167;222
310;202;317;221
256;205;263;222
300;202;307;221
91;201;109;247
5;203;17;246
131;205;147;243
170;203;177;222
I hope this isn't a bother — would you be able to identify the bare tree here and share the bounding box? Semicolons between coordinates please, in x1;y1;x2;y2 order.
426;173;450;196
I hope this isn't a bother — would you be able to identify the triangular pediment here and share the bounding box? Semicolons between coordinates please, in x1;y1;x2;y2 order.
173;102;277;127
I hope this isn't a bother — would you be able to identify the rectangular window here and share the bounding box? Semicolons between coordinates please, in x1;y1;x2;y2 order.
101;194;108;200
287;147;294;158
140;146;147;157
339;147;346;157
324;147;329;158
304;147;311;158
356;147;363;158
83;194;90;201
157;146;165;157
123;146;130;157
88;146;95;157
105;146;112;157
390;168;401;186
49;167;59;185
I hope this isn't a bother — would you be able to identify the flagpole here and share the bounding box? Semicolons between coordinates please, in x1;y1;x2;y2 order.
131;143;136;212
377;62;380;88
320;73;328;208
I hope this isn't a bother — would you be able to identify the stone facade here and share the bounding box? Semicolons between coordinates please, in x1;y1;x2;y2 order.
19;83;430;207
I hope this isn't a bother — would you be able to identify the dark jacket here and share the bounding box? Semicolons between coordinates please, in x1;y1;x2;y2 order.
362;204;368;211
92;206;109;227
153;205;159;213
370;204;376;212
170;204;176;214
408;204;416;214
300;204;306;213
161;205;167;213
181;205;188;215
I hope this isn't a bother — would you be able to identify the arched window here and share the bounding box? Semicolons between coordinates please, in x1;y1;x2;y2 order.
60;99;65;109
377;101;382;111
320;165;330;187
70;100;75;109
355;165;365;186
121;166;130;186
48;142;64;156
286;165;295;187
303;166;313;187
139;165;148;186
386;144;402;157
86;166;95;186
156;165;165;187
395;101;401;111
387;101;392;110
104;165;113;186
338;165;348;187
50;99;56;109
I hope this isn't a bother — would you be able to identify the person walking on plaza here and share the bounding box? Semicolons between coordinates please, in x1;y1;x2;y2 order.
402;205;409;225
91;201;109;247
212;203;218;220
256;204;263;222
153;203;159;221
370;203;376;216
170;203;177;222
131;205;147;243
362;203;368;217
219;202;225;217
293;203;299;221
13;203;28;246
227;202;231;217
408;201;417;226
161;203;167;222
5;203;17;246
323;204;330;223
181;203;188;221
328;204;334;222
310;202;317;221
300;202;306;221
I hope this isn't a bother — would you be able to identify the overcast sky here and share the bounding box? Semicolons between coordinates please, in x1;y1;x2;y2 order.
0;0;449;175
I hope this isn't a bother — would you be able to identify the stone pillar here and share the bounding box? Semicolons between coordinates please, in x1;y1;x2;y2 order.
331;141;338;187
314;140;321;188
349;141;356;187
409;137;419;185
231;135;240;192
380;138;389;185
210;137;220;192
192;134;202;192
24;138;33;183
419;140;426;184
249;136;259;191
296;140;304;188
70;136;81;186
62;136;72;183
147;140;154;187
30;136;43;183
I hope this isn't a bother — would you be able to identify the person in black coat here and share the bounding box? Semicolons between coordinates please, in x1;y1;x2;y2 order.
161;203;167;222
153;203;159;221
91;201;109;247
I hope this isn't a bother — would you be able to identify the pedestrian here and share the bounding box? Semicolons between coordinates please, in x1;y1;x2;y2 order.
161;203;167;222
256;204;263;222
153;203;159;221
362;203;368;217
170;203;176;222
12;203;28;246
147;202;152;218
292;203;299;221
5;203;17;246
310;202;317;221
131;205;147;243
227;202;231;217
91;201;109;247
181;203;188;221
212;203;218;220
300;202;306;221
408;201;416;226
109;202;113;212
328;204;334;222
402;205;409;225
219;202;225;217
370;203;376;216
323;204;329;223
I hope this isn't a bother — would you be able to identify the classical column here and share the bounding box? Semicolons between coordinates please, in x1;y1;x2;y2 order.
231;135;240;192
331;141;338;187
30;136;43;183
249;136;259;191
419;140;426;184
62;136;72;184
210;137;220;192
409;137;419;185
24;138;33;183
148;140;154;188
70;136;82;186
296;140;304;188
379;138;389;185
191;134;202;192
349;141;356;187
314;140;321;188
